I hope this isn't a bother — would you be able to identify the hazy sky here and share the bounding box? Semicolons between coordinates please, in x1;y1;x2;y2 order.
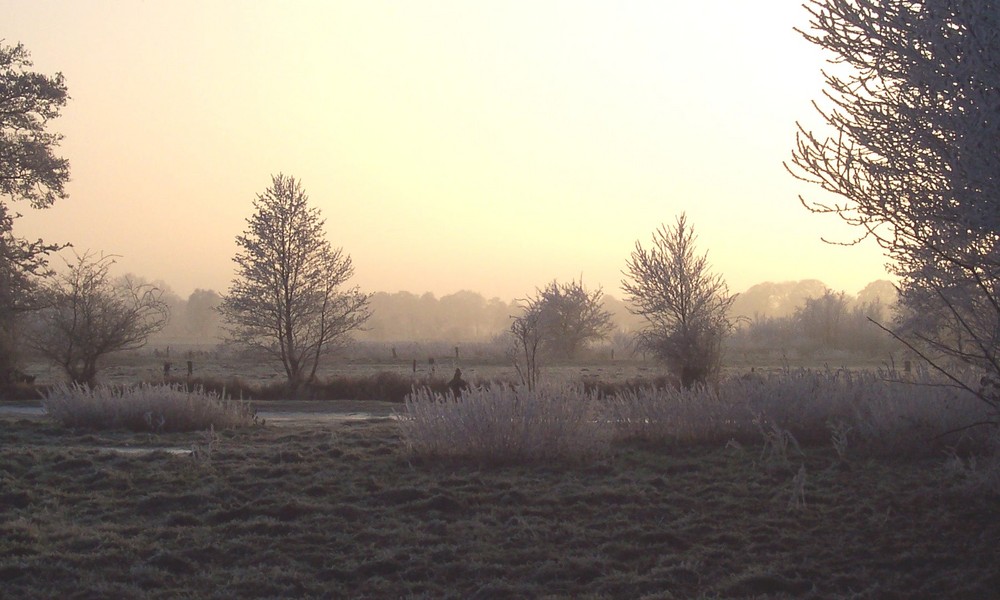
9;1;889;301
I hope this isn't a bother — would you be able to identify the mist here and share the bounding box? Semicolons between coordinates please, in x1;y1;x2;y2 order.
142;278;898;349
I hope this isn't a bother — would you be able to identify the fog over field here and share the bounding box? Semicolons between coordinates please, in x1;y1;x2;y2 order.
4;2;1000;595
141;277;897;347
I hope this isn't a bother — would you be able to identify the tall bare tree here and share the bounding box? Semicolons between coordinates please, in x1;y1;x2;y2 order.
31;252;169;386
622;214;736;388
219;174;371;393
0;42;70;386
788;0;1000;412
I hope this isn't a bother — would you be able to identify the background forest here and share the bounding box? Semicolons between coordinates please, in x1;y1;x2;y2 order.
137;277;899;361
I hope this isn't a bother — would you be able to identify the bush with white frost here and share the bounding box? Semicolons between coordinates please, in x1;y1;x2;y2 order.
610;368;995;457
43;383;259;432
400;384;611;463
399;368;996;464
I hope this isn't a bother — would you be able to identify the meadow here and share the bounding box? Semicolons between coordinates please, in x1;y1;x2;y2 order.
1;413;997;598
12;341;895;404
2;362;999;598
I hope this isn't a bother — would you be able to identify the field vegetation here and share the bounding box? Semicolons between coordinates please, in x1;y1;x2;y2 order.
2;366;998;597
41;383;259;433
3;8;1000;594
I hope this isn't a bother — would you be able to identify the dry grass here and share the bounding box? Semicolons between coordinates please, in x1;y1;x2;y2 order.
608;368;996;456
4;366;999;597
398;368;998;477
400;384;612;463
42;383;259;432
1;417;998;598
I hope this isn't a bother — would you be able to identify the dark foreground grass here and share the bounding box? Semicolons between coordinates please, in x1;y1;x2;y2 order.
1;417;998;599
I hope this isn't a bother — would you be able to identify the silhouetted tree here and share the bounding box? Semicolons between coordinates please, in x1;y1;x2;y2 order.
0;42;70;385
31;252;169;386
184;289;221;340
360;291;516;343
796;290;849;349
788;1;1000;410
219;174;371;393
622;214;736;388
531;279;614;360
730;280;829;320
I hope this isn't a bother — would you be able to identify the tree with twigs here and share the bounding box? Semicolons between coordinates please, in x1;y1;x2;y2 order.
509;301;545;392
531;278;614;360
507;278;613;390
219;174;371;394
787;0;1000;415
31;252;170;386
622;214;736;388
0;41;70;386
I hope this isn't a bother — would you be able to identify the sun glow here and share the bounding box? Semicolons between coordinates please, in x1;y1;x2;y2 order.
10;1;887;301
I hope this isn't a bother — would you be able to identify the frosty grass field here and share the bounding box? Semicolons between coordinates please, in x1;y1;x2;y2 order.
2;357;998;598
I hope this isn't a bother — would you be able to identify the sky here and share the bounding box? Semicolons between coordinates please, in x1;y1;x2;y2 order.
7;1;891;302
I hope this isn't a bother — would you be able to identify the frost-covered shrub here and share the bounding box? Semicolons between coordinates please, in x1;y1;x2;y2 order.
400;384;611;463
608;384;754;445
610;368;994;456
43;383;258;432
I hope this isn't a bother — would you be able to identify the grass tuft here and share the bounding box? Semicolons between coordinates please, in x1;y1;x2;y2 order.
400;384;611;463
608;368;996;456
42;383;259;432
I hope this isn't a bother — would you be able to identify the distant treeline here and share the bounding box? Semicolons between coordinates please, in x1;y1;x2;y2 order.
146;279;898;352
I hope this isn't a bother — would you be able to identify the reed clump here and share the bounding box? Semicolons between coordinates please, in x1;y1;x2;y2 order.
42;383;259;432
400;384;611;463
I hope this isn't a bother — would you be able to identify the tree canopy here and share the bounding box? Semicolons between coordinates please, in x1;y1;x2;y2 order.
219;174;371;391
0;42;70;209
622;214;735;388
788;0;1000;408
31;252;170;386
0;41;70;386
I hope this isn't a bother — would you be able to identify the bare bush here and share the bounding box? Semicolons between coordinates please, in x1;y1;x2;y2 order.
610;368;994;456
400;384;611;463
42;383;258;432
31;251;169;386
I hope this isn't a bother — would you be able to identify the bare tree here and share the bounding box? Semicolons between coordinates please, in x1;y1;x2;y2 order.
532;279;614;360
505;278;613;390
787;0;1000;413
31;252;169;386
219;174;371;393
622;214;736;388
509;306;544;392
0;41;70;386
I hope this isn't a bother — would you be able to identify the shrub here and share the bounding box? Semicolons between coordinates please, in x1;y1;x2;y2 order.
399;384;611;463
169;371;502;403
42;383;259;432
945;426;1000;496
608;383;755;446
317;371;440;403
608;368;995;456
167;375;287;401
